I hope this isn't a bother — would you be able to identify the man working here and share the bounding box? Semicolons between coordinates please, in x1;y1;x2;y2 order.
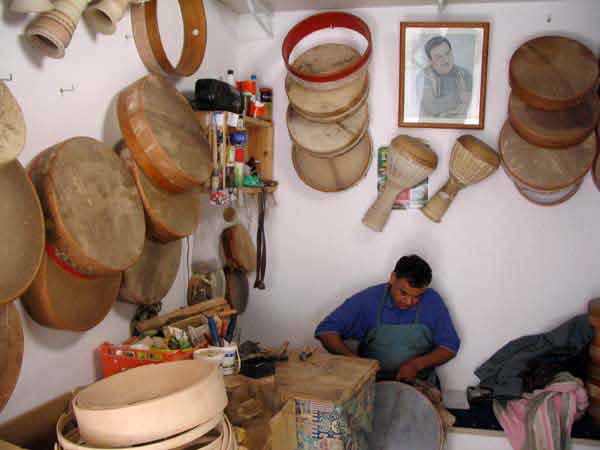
315;255;460;384
418;36;473;119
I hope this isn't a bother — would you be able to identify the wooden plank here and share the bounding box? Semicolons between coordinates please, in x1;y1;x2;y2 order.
136;298;227;332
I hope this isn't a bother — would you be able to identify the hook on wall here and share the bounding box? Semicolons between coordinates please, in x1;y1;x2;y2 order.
59;84;75;95
1;74;14;82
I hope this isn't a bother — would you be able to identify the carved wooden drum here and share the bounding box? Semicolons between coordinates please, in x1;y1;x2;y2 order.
119;239;182;305
221;224;256;273
0;302;23;413
29;137;146;275
508;90;600;149
0;160;45;305
500;121;596;206
286;44;369;123
287;102;368;158
292;132;372;192
121;147;201;242
21;250;120;331
368;382;443;450
0;81;26;164
118;75;213;193
510;36;598;111
224;267;248;314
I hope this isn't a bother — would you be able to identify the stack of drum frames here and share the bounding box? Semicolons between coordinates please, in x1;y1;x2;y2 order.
117;74;212;305
283;12;373;192
22;137;146;331
587;298;600;422
57;360;236;450
502;36;599;206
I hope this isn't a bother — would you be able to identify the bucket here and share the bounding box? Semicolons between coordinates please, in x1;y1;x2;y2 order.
194;345;240;376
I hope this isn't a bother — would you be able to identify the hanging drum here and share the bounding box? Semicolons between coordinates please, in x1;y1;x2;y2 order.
0;81;26;164
282;11;372;91
594;142;600;193
287;102;368;158
508;90;600;148
292;132;372;192
28;137;145;276
0;160;45;305
21;250;120;331
499;121;596;206
119;239;182;305
0;303;24;413
118;75;213;193
368;382;443;450
286;44;369;123
224;267;248;314
509;36;598;111
221;224;256;273
121;147;201;242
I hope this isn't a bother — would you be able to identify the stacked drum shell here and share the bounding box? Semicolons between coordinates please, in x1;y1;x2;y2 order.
117;74;211;305
501;36;600;206
588;298;600;422
283;12;373;193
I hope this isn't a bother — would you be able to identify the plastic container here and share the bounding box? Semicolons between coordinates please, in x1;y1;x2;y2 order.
240;357;276;379
98;341;206;377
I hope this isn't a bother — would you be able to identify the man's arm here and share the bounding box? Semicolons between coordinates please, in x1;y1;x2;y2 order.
316;332;357;357
395;346;456;381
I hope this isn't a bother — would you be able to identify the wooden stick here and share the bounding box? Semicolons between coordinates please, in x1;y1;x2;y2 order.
136;298;227;332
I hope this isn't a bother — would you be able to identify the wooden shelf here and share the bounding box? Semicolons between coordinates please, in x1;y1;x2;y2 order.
239;183;278;194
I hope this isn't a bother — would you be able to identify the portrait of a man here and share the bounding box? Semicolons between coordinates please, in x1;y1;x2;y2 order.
418;36;473;119
399;23;489;129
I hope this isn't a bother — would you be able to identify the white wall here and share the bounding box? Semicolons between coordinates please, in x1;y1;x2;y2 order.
0;0;238;420
235;0;600;395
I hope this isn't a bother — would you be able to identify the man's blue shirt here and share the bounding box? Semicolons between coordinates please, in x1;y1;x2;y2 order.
314;283;460;353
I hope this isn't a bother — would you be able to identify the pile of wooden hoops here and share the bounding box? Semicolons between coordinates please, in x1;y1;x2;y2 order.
56;360;237;450
283;11;373;193
501;36;599;206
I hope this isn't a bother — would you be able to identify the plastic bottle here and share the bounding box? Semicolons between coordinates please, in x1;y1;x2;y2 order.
226;69;236;87
234;148;245;187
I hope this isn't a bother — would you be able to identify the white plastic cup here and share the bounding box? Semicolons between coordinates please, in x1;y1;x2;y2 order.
193;348;225;371
208;344;240;376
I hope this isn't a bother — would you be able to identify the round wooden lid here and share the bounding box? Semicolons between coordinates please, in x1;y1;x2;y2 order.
118;75;213;193
221;224;256;273
0;302;23;413
509;90;600;148
509;36;598;111
119;239;182;305
0;160;44;305
286;44;369;122
21;250;120;331
224;267;248;315
32;137;146;276
499;121;596;190
287;102;369;158
0;81;26;164
292;132;372;192
121;148;201;242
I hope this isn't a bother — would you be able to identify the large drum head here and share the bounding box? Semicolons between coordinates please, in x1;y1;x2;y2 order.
287;102;368;158
292;132;372;192
0;81;26;164
509;90;600;149
0;160;44;305
368;382;442;450
286;44;369;123
0;302;24;413
510;36;598;111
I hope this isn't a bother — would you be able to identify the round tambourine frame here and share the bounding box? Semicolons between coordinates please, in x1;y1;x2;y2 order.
282;12;372;91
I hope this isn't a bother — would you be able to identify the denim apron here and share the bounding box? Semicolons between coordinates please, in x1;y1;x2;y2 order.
360;287;437;382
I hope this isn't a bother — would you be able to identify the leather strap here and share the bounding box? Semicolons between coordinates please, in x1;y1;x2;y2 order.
254;189;267;290
131;0;207;77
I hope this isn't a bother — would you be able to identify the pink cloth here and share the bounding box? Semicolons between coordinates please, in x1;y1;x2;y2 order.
493;373;588;450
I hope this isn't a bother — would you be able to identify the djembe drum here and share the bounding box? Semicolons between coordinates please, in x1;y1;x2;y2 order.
422;135;500;223
363;135;438;232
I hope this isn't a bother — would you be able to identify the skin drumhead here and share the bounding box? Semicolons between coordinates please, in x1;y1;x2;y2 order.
0;81;26;164
0;302;24;413
0;160;44;305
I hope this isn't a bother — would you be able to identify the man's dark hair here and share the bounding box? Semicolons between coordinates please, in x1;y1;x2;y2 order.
394;255;432;288
425;36;452;60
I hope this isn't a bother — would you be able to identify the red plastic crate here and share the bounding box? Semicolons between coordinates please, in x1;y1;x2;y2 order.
98;341;207;377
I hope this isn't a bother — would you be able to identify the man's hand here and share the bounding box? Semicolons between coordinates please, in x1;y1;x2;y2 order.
395;358;423;381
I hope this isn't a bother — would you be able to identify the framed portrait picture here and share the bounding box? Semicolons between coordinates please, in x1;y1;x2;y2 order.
399;22;490;129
